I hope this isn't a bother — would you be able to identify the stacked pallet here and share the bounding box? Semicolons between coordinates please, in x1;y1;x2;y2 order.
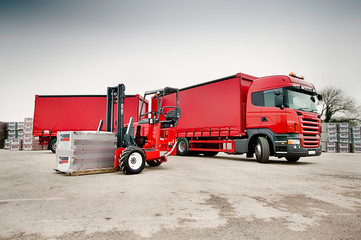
21;118;43;151
4;122;20;150
321;123;337;153
2;118;46;151
350;127;361;153
55;131;117;175
9;138;22;151
321;122;360;153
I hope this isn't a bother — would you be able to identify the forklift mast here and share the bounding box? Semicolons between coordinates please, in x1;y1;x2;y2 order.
106;84;125;148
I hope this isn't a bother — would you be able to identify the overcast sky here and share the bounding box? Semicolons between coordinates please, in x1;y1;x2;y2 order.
1;0;361;122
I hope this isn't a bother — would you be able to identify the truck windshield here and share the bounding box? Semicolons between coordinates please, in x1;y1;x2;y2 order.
285;89;319;113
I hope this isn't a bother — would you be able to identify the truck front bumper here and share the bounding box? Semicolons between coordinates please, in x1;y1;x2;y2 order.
274;143;322;158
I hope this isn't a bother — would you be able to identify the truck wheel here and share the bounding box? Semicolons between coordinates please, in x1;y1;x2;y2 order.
254;136;270;163
177;138;189;156
286;157;300;162
120;146;146;174
146;160;162;167
49;138;57;153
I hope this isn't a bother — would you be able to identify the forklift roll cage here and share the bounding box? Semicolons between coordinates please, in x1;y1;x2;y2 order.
106;84;180;148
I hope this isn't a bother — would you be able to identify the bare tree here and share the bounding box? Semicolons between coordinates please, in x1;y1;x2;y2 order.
320;86;361;124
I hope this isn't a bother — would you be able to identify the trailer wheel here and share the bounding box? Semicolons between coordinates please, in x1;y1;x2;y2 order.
177;138;189;156
146;160;162;167
49;138;57;153
120;146;146;174
254;136;270;163
286;157;300;162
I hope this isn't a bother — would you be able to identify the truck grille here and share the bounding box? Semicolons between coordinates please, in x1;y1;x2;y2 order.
300;117;320;148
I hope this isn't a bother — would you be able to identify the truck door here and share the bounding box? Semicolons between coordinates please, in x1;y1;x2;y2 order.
261;88;287;133
246;91;263;129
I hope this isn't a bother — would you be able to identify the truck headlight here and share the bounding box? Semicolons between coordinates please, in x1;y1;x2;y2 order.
288;139;300;145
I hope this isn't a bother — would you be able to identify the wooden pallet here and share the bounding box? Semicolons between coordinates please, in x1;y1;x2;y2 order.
55;168;117;176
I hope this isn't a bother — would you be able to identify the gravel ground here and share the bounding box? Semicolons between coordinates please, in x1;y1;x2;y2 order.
0;150;360;239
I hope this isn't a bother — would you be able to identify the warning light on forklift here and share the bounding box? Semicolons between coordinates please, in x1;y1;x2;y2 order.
289;72;304;80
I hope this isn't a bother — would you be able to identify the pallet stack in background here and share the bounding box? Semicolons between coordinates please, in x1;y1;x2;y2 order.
321;122;361;153
2;118;46;151
350;126;361;153
4;121;23;150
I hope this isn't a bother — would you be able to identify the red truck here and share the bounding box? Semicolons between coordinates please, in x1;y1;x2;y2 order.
33;94;146;153
160;72;322;163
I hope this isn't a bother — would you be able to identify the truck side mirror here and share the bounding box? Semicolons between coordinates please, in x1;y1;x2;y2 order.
317;94;323;101
275;94;284;109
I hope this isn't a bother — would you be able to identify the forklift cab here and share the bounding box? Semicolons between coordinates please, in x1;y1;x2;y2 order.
139;87;181;128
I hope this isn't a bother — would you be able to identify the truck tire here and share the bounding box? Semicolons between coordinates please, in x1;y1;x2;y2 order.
254;136;270;163
286;157;300;162
177;138;189;156
120;146;146;174
49;138;57;153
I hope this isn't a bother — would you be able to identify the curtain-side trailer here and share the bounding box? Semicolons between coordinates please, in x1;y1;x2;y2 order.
33;95;146;153
161;72;322;163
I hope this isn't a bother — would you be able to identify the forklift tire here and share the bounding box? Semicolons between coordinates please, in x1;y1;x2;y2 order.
49;138;57;154
177;138;189;156
120;146;146;174
254;136;270;163
146;160;162;167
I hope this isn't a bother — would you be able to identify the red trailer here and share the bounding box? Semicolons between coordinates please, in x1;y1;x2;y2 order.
33;94;146;153
160;72;322;163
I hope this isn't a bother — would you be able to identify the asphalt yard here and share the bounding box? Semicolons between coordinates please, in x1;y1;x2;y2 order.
0;150;360;239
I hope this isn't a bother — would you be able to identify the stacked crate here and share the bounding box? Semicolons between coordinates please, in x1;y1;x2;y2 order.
350;126;361;153
4;122;24;151
322;122;360;153
7;122;17;139
2;117;45;151
22;137;44;151
6;122;21;150
322;123;338;153
17;122;24;139
22;118;33;150
22;118;43;151
338;123;350;153
10;138;22;151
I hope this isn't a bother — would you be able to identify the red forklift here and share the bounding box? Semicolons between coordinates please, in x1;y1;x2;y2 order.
106;84;181;174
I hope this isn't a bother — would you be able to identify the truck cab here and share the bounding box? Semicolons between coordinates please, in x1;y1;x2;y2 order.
246;73;322;162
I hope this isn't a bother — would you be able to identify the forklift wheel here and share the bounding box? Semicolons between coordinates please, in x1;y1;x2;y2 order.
120;146;146;174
